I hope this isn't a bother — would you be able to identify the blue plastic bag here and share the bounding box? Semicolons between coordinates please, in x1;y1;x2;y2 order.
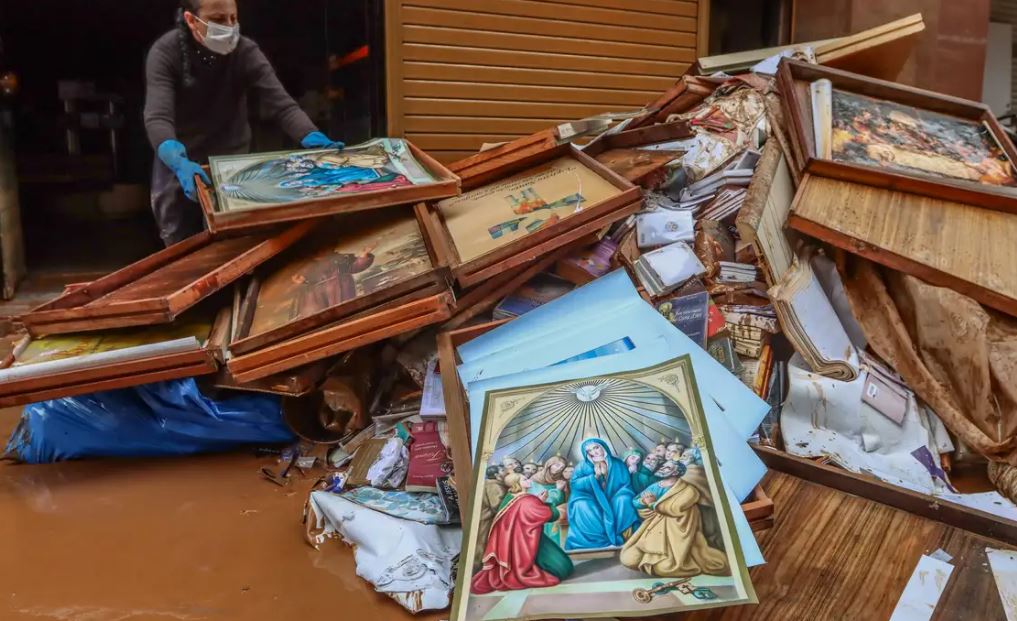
5;378;295;463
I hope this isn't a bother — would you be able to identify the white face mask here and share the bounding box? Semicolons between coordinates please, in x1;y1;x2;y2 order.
195;16;240;55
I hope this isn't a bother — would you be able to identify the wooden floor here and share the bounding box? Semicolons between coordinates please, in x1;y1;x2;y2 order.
680;471;1012;620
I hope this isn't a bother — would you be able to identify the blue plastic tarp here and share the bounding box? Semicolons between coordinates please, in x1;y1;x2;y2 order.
5;378;295;463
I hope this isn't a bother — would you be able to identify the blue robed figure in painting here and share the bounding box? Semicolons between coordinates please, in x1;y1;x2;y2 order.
565;438;639;550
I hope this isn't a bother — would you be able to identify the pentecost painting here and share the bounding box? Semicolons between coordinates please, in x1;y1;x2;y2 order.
209;138;438;213
244;210;434;340
436;156;623;263
452;356;754;621
829;89;1017;187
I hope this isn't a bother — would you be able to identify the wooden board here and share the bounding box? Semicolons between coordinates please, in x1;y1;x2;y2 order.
228;208;451;355
427;143;642;287
210;360;329;397
21;222;314;336
678;470;1013;621
755;446;1017;548
227;292;454;383
778;59;1017;215
592;148;679;189
788;174;1017;318
438;320;775;528
195;141;461;234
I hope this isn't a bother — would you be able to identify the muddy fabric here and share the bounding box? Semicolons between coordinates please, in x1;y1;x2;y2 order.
838;257;1017;465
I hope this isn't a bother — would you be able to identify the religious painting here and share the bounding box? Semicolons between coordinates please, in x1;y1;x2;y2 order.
437;156;623;263
452;356;755;621
828;89;1017;187
246;210;433;338
11;319;212;368
209;138;438;213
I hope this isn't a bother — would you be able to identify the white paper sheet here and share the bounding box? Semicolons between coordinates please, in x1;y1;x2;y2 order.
888;554;954;621
988;548;1017;621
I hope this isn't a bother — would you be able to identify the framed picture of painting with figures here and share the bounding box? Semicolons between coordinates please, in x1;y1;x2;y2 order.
777;59;1017;214
195;138;461;233
223;205;454;383
422;143;643;288
451;355;755;621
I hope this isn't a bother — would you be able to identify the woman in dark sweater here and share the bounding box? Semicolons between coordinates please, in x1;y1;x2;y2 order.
144;0;343;246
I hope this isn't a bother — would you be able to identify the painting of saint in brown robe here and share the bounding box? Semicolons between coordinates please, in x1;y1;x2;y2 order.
289;244;375;320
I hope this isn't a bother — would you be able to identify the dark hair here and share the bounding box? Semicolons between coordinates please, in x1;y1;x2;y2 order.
485;466;500;480
177;0;201;87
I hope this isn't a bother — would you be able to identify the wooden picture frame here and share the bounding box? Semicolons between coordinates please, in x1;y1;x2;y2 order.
195;140;461;234
227;206;452;356
20;222;314;337
226;291;454;384
0;311;227;408
437;320;775;529
423;143;642;288
210;360;329;397
778;59;1017;214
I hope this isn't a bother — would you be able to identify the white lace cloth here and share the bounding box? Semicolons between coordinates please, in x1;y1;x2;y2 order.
308;491;461;613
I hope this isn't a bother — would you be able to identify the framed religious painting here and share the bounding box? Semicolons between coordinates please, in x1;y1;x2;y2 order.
195;138;461;233
778;59;1017;214
450;355;755;621
20;222;313;337
423;143;642;288
0;308;225;407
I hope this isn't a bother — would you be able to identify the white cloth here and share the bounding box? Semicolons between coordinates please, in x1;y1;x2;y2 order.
308;491;462;613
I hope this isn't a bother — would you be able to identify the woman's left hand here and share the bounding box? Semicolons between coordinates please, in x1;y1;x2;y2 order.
301;131;345;150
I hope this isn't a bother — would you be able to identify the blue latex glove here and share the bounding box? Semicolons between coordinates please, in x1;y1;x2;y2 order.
301;131;345;150
157;140;210;202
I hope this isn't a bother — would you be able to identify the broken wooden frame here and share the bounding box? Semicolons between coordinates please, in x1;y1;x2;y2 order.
755;446;1017;546
194;140;461;234
228;206;452;357
423;143;642;288
437;320;775;528
778;60;1017;214
20;222;314;337
227;291;454;384
582;120;691;189
0;310;228;407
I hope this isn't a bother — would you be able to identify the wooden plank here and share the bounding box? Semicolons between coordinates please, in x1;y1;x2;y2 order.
542;0;697;18
754;447;1017;547
403;25;695;62
404;0;696;32
407;134;538;152
402;6;694;47
448;129;560;185
696;0;710;57
405;116;563;136
599;119;693;149
403;43;689;78
228;293;454;382
403;62;676;92
788;175;1017;318
21;222;313;336
593;148;680;188
386;0;406;136
680;471;1012;621
403;80;657;107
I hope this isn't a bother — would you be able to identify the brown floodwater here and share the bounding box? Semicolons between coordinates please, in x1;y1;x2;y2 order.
0;408;445;621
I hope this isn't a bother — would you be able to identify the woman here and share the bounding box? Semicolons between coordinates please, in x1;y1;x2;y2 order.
619;468;729;578
565;438;638;551
528;455;569;547
144;0;343;246
471;473;573;594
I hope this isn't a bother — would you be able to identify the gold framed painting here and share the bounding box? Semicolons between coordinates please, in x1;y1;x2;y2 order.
451;355;755;621
424;144;642;287
196;138;461;233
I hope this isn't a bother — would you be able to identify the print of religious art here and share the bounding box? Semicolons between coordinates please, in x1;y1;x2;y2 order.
451;356;755;621
436;156;624;263
246;210;433;338
828;89;1017;187
209;138;438;212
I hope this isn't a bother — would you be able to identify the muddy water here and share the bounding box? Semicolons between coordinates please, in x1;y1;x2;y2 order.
0;410;445;621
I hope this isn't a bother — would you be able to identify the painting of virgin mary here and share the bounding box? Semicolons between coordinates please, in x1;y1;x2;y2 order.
564;438;639;550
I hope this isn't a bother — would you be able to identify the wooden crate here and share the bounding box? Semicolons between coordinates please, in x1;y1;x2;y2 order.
437;320;775;528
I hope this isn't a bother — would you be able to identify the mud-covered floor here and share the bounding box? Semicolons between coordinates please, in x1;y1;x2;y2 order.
0;407;444;621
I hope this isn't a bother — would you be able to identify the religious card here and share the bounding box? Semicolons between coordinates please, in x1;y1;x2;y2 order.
451;355;755;621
